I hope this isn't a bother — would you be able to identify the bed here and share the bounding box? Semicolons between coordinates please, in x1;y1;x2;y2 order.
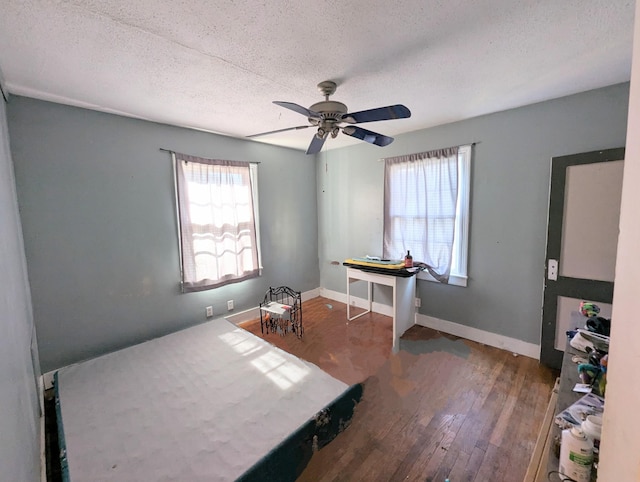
54;318;362;481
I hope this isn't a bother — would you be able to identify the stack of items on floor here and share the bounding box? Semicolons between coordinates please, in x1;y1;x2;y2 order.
567;301;610;395
556;301;610;482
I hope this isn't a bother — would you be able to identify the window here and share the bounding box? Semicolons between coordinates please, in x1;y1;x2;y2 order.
174;153;262;292
383;145;471;286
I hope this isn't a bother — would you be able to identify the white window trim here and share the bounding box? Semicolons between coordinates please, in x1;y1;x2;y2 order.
250;163;263;272
417;144;471;287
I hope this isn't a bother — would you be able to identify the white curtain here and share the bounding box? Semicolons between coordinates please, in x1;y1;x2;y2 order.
383;147;459;283
175;153;259;292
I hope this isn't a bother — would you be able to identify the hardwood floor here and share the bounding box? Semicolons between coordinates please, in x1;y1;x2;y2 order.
241;296;557;482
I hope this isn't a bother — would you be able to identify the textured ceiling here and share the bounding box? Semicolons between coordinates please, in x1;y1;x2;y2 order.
0;0;635;152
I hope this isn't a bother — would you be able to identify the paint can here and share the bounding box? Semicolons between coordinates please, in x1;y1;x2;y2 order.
559;426;594;482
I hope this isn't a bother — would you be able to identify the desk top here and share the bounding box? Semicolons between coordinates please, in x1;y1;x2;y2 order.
343;262;421;278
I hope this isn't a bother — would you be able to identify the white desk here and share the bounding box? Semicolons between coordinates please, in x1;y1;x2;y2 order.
346;267;417;353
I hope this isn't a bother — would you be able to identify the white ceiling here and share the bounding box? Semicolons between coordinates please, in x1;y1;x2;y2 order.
0;0;635;153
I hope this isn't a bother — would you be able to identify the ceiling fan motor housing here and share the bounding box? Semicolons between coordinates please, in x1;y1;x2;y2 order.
309;101;348;119
309;100;348;138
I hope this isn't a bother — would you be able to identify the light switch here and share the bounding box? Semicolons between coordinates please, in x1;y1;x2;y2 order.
548;259;558;281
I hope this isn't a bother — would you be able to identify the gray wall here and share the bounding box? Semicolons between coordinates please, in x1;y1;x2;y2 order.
7;83;630;377
8;96;319;372
0;96;41;479
318;83;629;345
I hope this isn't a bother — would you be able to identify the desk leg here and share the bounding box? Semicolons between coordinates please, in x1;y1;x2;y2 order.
346;276;373;322
347;274;351;321
392;275;417;353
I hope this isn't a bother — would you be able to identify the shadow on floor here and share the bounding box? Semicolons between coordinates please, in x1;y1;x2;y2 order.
399;336;471;358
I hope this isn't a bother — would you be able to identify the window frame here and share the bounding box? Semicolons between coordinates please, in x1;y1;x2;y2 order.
172;153;262;292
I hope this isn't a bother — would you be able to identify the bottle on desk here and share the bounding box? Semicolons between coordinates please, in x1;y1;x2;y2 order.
404;250;413;268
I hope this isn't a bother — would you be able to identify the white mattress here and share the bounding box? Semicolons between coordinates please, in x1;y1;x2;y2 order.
56;318;348;481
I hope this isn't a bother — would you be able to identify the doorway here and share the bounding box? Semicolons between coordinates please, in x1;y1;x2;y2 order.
540;148;624;368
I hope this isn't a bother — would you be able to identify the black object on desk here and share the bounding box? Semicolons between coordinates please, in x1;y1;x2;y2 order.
342;261;422;278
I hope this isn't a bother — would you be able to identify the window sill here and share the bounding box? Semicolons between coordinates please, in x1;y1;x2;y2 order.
417;271;468;287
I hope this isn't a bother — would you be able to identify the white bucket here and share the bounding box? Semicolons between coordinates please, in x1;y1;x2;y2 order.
559;426;594;482
582;414;603;450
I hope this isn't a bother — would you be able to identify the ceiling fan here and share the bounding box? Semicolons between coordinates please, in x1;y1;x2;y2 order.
248;81;411;154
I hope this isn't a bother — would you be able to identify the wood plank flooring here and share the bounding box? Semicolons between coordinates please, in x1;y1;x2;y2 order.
241;296;557;482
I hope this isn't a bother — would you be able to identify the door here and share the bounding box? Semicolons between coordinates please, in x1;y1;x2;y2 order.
540;148;624;368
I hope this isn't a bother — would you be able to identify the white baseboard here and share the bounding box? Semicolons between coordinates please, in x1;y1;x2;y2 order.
318;289;538;358
319;287;393;317
38;373;45;416
42;371;56;391
40;412;46;482
38;373;46;481
39;368;46;482
225;308;260;326
302;288;321;301
416;313;540;359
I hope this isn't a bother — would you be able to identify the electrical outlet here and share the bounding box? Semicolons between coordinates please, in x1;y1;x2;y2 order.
227;300;234;311
205;306;213;317
415;298;421;308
